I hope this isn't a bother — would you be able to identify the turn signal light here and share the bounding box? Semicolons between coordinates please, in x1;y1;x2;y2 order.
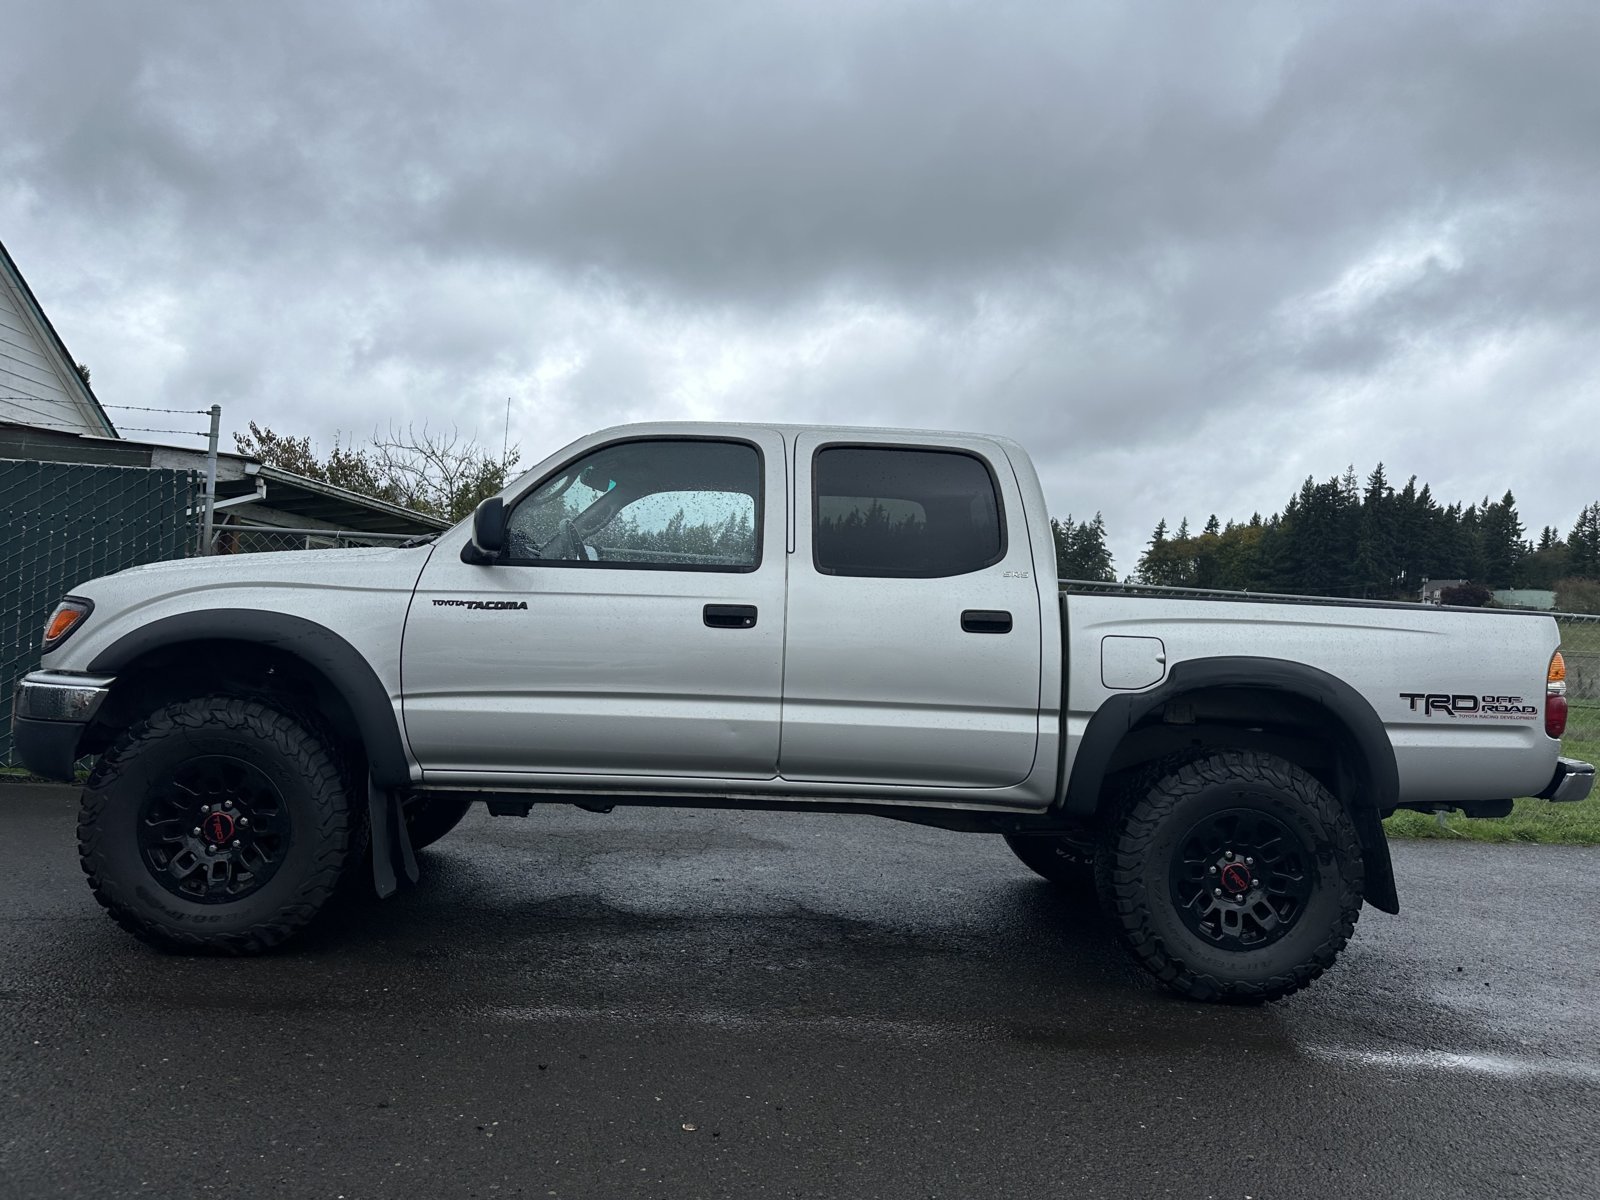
41;598;92;652
1546;650;1568;739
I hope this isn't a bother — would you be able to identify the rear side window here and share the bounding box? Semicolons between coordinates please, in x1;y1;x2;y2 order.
813;446;1005;578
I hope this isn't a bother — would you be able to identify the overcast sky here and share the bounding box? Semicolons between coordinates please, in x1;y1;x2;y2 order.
4;1;1597;572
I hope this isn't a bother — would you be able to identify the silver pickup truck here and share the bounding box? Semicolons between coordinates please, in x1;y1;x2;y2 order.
12;422;1593;1001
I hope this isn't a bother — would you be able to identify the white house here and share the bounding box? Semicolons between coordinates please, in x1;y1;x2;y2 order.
0;239;118;438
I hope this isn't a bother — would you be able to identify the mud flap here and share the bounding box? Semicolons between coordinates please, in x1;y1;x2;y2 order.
1351;803;1399;914
368;781;419;899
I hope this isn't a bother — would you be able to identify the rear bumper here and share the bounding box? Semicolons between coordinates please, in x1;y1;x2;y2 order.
1538;758;1595;804
10;671;113;782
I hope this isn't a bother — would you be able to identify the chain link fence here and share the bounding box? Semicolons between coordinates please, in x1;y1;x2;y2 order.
1061;578;1600;757
1;459;200;764
210;522;423;555
1556;614;1600;760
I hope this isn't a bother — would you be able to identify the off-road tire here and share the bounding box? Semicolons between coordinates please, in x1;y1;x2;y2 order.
1003;833;1096;896
1097;750;1364;1003
78;696;357;954
403;795;474;851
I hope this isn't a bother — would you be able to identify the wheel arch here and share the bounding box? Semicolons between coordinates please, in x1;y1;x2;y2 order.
1063;656;1400;913
85;610;411;788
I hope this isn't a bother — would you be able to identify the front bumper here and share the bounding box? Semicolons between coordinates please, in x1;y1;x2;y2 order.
10;671;114;782
1538;757;1596;804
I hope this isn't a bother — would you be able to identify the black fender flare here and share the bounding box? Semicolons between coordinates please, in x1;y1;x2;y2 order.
87;610;412;788
1064;656;1400;913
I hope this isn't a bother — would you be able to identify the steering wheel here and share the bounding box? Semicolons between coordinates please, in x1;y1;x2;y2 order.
556;517;591;562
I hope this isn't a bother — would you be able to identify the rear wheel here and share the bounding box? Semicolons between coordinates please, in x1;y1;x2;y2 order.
78;696;358;953
403;795;474;850
1003;832;1096;896
1097;750;1364;1003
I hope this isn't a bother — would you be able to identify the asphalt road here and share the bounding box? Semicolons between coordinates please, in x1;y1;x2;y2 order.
2;781;1598;1200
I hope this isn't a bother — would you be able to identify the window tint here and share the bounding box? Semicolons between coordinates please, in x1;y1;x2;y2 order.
507;439;761;571
813;446;1004;578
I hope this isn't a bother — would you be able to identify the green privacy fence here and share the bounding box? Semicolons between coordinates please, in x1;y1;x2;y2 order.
1;459;200;764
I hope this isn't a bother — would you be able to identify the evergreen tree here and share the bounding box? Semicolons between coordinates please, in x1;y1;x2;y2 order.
1053;513;1116;581
1479;490;1525;589
1354;463;1397;596
1570;502;1600;577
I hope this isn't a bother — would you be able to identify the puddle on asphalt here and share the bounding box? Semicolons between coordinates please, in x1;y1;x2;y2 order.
1303;1045;1600;1083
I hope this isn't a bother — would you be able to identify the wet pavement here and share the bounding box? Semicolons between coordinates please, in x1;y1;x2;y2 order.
2;780;1598;1199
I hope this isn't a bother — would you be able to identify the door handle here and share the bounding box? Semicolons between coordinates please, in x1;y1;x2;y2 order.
961;609;1012;634
704;604;758;629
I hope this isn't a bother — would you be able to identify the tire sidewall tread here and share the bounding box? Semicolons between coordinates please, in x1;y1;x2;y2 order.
77;695;355;954
1097;749;1365;1003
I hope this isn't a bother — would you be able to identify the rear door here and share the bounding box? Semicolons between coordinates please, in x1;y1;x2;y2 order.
402;430;787;780
780;434;1043;789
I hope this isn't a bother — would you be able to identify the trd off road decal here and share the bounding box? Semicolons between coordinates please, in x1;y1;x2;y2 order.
431;599;528;611
1399;692;1537;719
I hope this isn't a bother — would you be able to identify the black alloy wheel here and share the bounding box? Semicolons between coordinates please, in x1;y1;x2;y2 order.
1166;808;1316;949
137;754;292;902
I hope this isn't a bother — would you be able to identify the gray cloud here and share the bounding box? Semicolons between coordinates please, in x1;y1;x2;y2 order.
3;0;1598;572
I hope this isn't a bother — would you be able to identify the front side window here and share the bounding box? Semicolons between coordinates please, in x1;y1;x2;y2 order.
506;439;761;571
813;446;1004;578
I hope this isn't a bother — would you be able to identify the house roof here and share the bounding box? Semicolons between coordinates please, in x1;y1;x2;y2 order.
0;239;118;438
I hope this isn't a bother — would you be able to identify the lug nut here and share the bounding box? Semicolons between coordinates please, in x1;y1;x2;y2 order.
1213;887;1222;896
1224;850;1234;860
1235;895;1245;904
192;826;202;836
1245;857;1254;866
238;817;249;828
231;839;241;848
200;805;210;814
205;844;216;855
223;800;234;810
1208;866;1217;875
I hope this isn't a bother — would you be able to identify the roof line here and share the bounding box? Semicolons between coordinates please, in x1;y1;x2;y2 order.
249;462;452;529
0;238;118;437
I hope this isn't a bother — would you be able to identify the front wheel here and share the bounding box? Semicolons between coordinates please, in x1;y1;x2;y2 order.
77;696;359;954
1097;750;1365;1003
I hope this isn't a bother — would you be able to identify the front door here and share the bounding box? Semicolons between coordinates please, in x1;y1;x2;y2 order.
402;430;787;780
780;433;1043;789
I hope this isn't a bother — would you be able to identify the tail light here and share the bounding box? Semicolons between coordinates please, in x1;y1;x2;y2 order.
1546;650;1567;739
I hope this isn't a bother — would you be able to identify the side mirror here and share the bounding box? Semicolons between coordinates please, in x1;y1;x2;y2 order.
460;496;506;564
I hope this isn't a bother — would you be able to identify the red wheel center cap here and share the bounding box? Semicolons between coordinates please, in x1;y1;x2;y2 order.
1220;862;1252;894
203;811;236;844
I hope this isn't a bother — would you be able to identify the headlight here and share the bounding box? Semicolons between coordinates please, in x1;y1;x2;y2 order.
42;597;93;652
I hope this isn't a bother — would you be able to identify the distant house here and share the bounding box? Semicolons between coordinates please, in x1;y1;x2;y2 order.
0;239;118;438
1491;589;1557;611
1419;578;1467;605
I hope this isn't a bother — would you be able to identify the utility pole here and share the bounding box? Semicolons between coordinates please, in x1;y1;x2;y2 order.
201;403;221;555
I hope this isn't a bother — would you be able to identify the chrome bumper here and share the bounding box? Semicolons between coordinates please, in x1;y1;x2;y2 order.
14;671;115;723
1538;758;1595;804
